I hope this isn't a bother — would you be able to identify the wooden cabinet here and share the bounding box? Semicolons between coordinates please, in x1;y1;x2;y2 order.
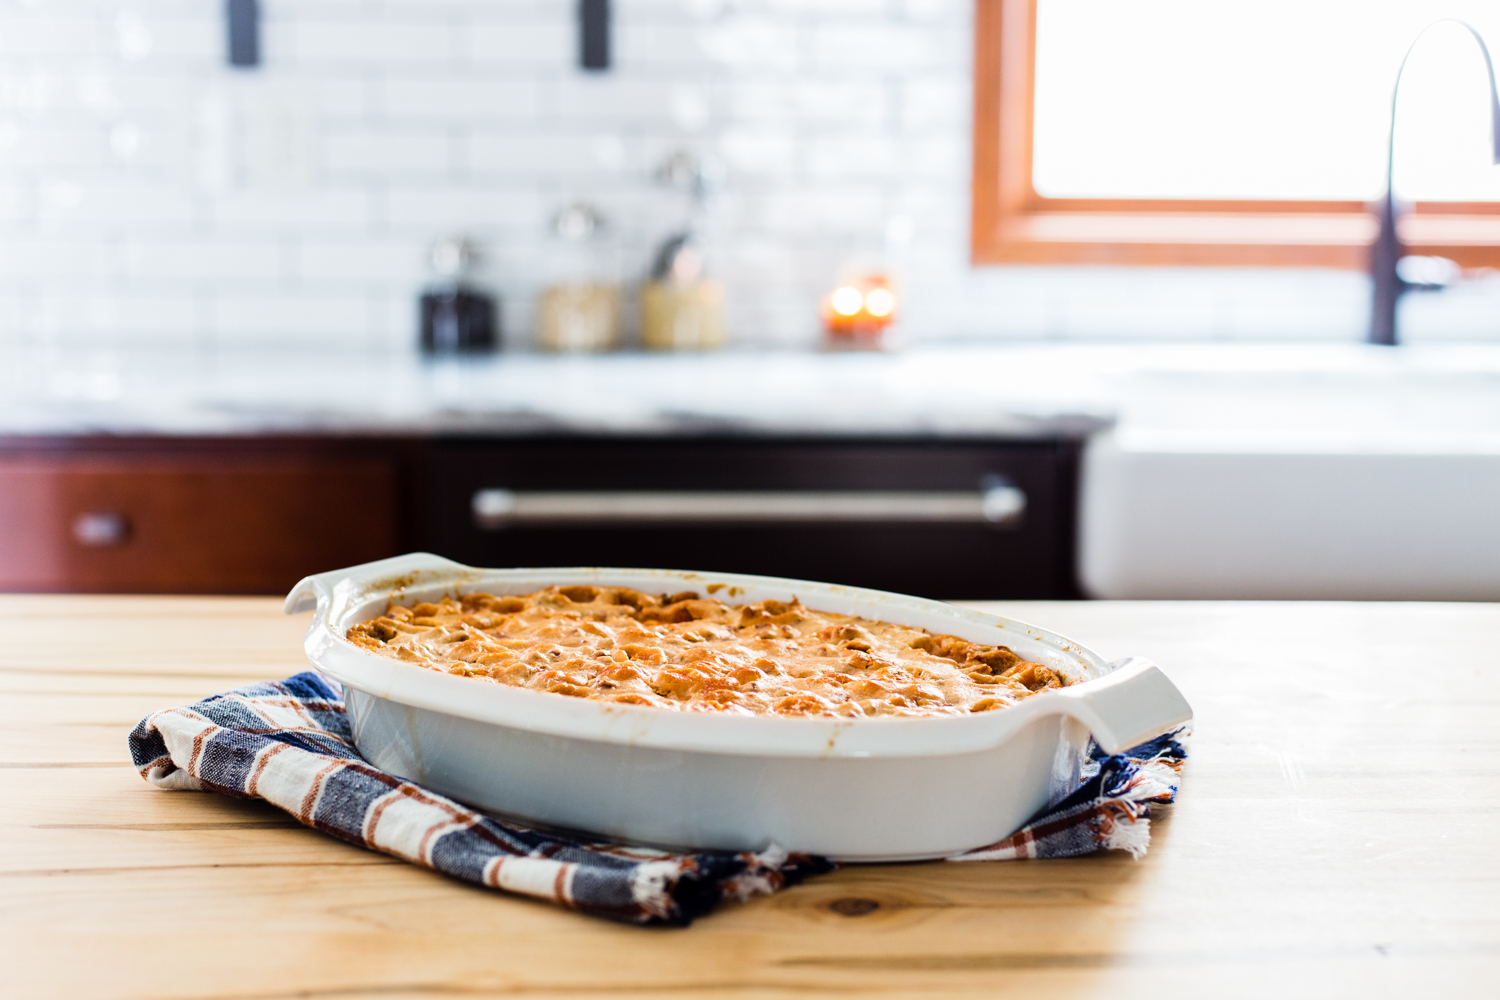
0;435;1080;598
0;444;403;594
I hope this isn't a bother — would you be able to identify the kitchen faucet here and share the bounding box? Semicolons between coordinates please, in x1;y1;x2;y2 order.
1370;21;1500;346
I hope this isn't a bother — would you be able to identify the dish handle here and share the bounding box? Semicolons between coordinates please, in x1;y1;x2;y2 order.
283;552;471;615
1050;657;1192;754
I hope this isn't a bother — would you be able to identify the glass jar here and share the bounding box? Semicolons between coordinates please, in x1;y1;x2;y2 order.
640;282;725;350
639;232;725;351
535;204;623;353
419;236;499;354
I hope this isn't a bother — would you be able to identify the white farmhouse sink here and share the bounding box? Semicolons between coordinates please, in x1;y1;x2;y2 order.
1078;346;1500;600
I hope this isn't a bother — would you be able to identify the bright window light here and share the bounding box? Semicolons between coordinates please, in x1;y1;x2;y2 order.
1032;0;1500;202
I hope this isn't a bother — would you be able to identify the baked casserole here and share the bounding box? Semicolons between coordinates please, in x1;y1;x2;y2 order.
346;585;1067;718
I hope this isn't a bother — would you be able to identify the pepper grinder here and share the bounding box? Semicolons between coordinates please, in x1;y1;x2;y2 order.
419;236;499;354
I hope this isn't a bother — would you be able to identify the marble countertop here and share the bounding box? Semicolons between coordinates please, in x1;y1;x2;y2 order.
0;346;1109;439
4;342;1500;448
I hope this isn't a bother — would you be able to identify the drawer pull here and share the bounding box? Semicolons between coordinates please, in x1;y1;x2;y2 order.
473;485;1027;529
72;511;131;547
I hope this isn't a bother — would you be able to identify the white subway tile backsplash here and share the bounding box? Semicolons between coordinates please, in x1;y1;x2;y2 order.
323;128;453;175
108;73;218;114
906;275;1054;340
263;0;453;17
0;289;26;346
0;238;118;279
717;127;798;176
760;185;887;234
367;289;416;352
0;0;1478;350
298;240;427;283
383;185;542;232
0;13;106;57
467;129;618;176
0;124;106;168
554;76;681;125
294;76;373;120
123;239;283;282
806;133;901;179
1059;296;1224;341
380;75;542;122
616;23;713;71
734;287;822;346
735;80;890;127
810;23;949;74
0;179;30;223
698;16;802;74
904;134;963;180
120;11;219;64
768;0;890;16
35;288;199;346
211;190;373;232
212;291;372;345
293;20;455;67
36;182;197;229
895;0;969;24
464;19;573;70
899;76;968;131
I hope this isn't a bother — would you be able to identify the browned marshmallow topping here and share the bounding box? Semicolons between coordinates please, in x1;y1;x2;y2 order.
346;586;1067;718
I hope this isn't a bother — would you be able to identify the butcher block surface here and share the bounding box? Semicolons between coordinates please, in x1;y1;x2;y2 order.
1;596;1496;999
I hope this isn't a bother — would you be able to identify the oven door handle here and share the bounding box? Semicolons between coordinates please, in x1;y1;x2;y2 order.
472;486;1027;528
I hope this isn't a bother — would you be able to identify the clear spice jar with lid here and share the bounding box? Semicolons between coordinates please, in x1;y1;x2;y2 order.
534;203;623;353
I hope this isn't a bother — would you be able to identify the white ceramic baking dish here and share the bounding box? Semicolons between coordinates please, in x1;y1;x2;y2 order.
286;553;1192;861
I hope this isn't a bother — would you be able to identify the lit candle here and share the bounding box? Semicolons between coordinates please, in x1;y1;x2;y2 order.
823;276;897;344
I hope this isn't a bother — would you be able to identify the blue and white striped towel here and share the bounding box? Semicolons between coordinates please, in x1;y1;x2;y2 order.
128;672;1185;926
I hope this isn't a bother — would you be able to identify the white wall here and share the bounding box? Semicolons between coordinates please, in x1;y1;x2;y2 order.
1;0;1497;352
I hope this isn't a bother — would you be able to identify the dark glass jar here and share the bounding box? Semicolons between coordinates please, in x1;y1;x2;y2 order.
420;287;499;354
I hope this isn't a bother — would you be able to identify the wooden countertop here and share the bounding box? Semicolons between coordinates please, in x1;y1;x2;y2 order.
4;596;1497;998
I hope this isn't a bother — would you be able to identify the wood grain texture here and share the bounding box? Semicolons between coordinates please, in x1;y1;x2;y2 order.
2;595;1497;999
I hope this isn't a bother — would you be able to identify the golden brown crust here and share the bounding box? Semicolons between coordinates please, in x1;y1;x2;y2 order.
346;586;1066;718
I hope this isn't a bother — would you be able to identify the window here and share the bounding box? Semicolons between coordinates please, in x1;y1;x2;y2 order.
972;0;1500;267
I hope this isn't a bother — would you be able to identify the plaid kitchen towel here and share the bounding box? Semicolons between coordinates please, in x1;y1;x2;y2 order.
128;672;1186;927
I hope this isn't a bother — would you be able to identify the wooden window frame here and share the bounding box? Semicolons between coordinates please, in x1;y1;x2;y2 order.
972;0;1500;268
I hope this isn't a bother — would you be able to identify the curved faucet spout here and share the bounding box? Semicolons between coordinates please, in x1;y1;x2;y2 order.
1369;20;1500;347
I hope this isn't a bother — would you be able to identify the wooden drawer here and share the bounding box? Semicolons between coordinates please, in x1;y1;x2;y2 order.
0;452;400;594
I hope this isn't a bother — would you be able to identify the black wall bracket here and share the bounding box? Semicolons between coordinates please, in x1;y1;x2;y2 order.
579;0;611;71
227;0;260;68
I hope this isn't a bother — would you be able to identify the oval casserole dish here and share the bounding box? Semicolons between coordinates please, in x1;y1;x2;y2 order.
287;553;1192;861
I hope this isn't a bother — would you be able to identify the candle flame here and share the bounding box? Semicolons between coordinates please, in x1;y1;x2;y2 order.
831;286;864;316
